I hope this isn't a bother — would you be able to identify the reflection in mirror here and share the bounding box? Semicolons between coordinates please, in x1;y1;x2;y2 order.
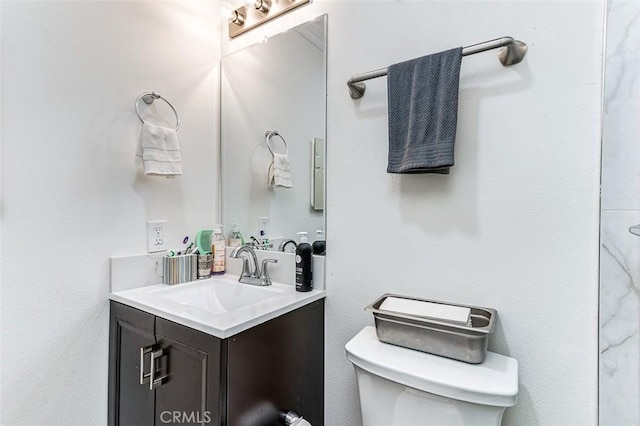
221;15;327;252
311;137;324;211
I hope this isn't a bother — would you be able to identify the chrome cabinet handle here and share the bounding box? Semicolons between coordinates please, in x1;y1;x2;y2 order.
139;346;153;385
630;225;640;237
149;348;168;390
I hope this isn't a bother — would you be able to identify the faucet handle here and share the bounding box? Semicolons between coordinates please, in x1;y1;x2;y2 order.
260;259;278;285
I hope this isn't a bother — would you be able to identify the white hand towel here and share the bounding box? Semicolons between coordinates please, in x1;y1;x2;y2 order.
268;152;292;188
135;122;182;177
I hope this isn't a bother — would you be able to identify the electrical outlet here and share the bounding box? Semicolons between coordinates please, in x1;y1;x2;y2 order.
147;220;167;253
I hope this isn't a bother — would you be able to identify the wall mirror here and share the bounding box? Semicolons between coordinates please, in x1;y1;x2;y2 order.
221;14;327;253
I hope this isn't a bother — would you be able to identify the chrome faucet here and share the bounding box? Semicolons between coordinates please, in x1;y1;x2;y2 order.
230;245;278;286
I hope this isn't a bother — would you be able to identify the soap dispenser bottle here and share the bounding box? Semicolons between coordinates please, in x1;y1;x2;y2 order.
312;230;325;255
227;223;244;247
295;232;313;292
211;226;226;275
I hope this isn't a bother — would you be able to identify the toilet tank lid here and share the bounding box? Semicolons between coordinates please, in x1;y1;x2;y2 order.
345;327;518;407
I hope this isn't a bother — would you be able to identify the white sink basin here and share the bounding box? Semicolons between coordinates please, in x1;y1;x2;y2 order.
109;275;325;338
151;278;285;314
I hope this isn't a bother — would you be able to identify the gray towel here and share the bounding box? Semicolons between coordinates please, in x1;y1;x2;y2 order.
387;47;463;174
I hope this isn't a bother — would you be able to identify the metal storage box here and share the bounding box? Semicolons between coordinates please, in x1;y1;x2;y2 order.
366;294;497;364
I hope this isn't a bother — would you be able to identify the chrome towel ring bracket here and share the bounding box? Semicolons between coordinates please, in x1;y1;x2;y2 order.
135;91;180;131
265;130;288;155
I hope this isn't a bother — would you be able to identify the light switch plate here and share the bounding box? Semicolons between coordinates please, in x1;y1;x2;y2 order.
147;220;167;252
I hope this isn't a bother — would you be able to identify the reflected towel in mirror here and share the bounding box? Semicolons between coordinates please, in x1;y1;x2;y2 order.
268;152;292;188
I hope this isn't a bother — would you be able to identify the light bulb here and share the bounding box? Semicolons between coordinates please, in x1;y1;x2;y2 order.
221;0;246;19
221;4;234;19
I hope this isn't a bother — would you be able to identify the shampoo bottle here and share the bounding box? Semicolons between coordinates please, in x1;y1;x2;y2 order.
295;232;313;292
211;226;226;275
312;230;325;255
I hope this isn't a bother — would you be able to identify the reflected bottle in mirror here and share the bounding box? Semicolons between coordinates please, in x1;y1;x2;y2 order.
312;230;325;255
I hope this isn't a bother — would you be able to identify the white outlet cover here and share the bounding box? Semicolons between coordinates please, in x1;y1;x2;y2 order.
147;220;167;253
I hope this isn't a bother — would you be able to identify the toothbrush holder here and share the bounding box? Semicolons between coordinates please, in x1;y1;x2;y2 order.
162;254;197;285
197;254;213;279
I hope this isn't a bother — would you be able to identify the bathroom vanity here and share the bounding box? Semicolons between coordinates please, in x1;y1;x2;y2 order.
108;277;325;426
108;12;329;425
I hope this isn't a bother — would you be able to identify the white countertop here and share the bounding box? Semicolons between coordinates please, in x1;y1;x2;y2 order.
109;274;326;339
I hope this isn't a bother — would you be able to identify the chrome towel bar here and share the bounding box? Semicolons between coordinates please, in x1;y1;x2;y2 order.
346;36;527;99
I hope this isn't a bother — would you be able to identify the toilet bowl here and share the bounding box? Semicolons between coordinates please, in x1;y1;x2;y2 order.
345;327;518;426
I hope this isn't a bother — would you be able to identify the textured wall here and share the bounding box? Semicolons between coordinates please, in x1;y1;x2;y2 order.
600;1;640;424
225;1;604;425
0;1;220;424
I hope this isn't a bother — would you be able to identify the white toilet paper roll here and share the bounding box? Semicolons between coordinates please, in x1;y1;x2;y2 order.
292;419;312;426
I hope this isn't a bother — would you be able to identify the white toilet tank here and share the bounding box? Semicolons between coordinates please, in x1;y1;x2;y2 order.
345;327;518;426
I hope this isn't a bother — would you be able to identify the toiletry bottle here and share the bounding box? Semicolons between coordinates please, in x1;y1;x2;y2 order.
295;232;313;292
211;226;226;275
227;223;244;247
312;230;326;255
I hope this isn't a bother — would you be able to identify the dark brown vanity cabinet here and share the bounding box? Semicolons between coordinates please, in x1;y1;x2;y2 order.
108;299;324;426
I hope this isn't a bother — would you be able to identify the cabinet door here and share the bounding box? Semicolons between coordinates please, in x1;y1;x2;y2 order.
108;302;156;426
154;317;226;426
228;299;325;426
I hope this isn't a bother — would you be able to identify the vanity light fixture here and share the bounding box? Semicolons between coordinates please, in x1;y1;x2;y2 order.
230;10;245;25
224;0;311;39
221;0;246;25
253;0;271;14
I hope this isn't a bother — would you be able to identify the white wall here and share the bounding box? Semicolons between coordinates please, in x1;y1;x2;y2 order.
0;1;220;424
225;1;604;425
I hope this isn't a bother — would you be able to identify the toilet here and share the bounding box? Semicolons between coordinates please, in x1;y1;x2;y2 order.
345;327;518;426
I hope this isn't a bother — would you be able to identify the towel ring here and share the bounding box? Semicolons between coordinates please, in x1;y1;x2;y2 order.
135;91;180;131
265;130;288;155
